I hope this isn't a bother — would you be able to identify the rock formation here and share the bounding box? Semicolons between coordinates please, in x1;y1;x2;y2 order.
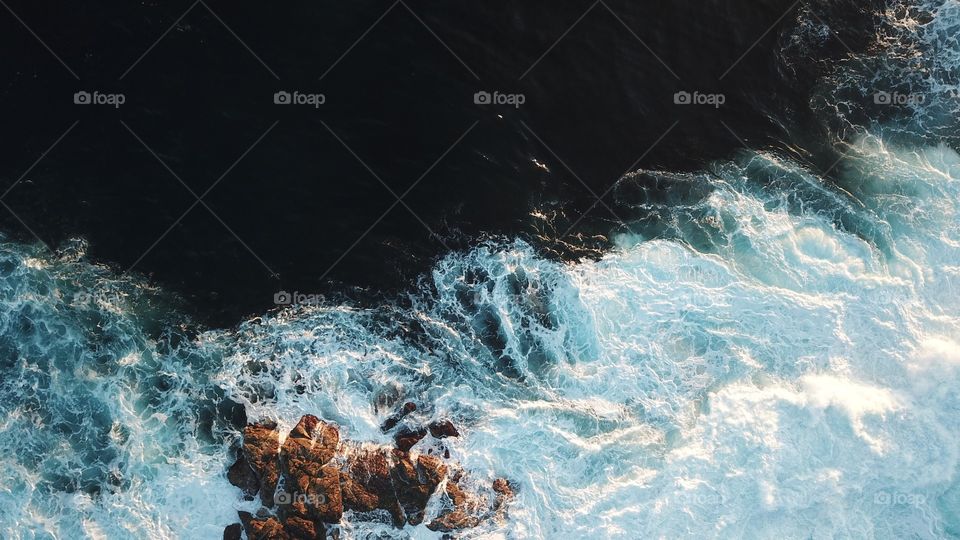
225;412;511;539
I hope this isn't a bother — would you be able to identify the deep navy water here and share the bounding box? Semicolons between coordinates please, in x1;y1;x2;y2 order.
0;0;867;325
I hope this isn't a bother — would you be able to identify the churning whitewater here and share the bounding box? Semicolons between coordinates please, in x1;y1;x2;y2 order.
2;0;960;538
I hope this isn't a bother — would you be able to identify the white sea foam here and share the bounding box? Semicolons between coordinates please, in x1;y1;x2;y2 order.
1;150;958;539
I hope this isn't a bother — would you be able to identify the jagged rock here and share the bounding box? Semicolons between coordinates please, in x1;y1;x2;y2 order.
418;456;449;496
282;415;339;468
241;423;281;507
242;515;289;540
428;475;515;533
391;452;447;525
280;416;344;525
493;478;513;503
227;452;260;499
284;464;343;525
282;516;323;539
229;414;509;535
428;420;460;439
427;479;480;532
394;426;427;452
340;448;396;513
428;506;480;532
446;477;470;507
380;402;417;432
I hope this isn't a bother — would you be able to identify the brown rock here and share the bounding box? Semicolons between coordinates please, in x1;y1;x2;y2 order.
229;413;508;535
427;478;482;532
428;509;481;532
283;465;343;524
380;402;417;432
427;493;478;531
428;420;460;439
282;415;339;469
493;477;514;506
427;474;505;533
243;516;289;540
339;475;377;512
280;417;344;525
223;523;243;540
340;448;394;513
282;516;324;539
445;480;470;507
242;424;282;507
391;451;447;525
417;455;448;487
394;427;427;452
227;452;260;499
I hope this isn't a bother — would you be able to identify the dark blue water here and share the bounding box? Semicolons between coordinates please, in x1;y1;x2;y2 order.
0;0;877;325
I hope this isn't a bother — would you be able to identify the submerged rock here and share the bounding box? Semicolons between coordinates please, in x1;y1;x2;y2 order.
428;420;460;439
392;452;447;525
394;426;427;452
226;452;259;499
227;414;511;538
222;522;243;540
380;401;417;432
428;476;514;533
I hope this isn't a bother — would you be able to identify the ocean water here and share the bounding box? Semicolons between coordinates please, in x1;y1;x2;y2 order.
2;0;960;538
